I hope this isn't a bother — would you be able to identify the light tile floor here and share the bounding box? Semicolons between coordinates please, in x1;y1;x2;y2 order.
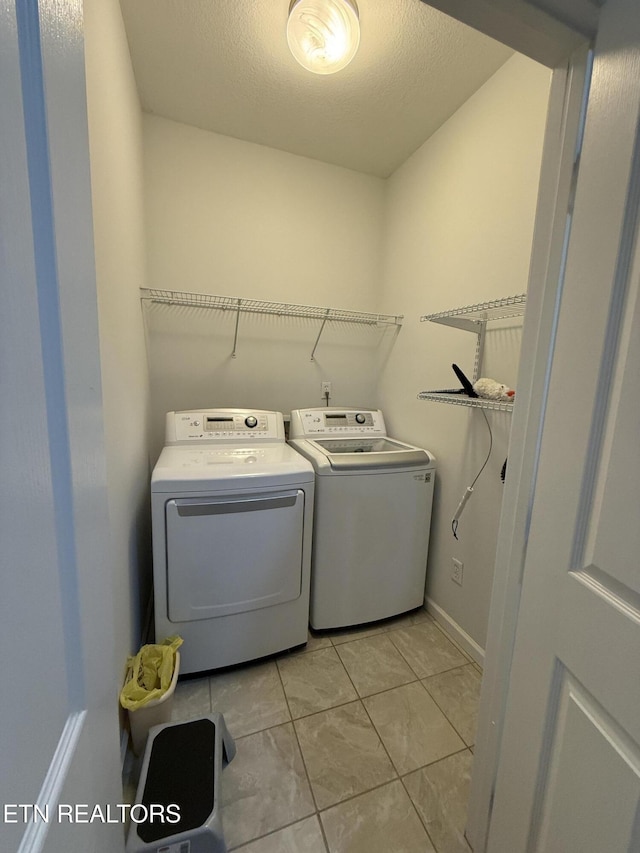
132;608;482;852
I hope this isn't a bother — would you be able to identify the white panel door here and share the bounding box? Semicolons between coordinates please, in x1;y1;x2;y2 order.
487;0;640;849
0;1;123;851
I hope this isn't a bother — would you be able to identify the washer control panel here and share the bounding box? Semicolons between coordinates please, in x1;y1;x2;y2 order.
166;410;284;443
290;408;386;437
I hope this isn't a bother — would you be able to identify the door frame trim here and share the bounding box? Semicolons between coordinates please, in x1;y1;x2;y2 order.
466;42;592;851
419;2;593;849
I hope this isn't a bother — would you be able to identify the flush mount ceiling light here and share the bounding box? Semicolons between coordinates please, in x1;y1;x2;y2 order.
287;0;360;75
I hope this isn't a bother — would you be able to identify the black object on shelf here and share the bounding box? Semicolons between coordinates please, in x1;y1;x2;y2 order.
452;363;479;397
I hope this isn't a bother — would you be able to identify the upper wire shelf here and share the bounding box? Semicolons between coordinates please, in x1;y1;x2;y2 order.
140;288;403;360
420;294;526;332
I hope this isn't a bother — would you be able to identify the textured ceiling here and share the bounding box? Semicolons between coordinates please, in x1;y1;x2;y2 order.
119;0;513;178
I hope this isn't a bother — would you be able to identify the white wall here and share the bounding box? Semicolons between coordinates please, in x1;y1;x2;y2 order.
83;0;152;667
143;115;387;458
378;53;551;652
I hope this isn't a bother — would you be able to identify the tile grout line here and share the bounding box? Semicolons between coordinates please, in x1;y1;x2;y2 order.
384;623;447;677
296;639;404;835
399;745;475;853
329;638;403;787
273;656;295;723
333;631;422;694
331;635;378;701
399;744;473;781
288;723;333;851
317;776;425;820
421;664;480;748
363;677;471;775
398;771;441;853
224;728;325;846
228;814;327;853
274;649;331;853
218;658;324;852
384;622;470;679
358;688;405;780
282;634;411;848
276;645;357;721
278;628;466;696
430;617;476;664
397;648;478;682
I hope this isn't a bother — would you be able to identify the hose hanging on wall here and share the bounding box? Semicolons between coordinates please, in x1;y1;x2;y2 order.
452;408;493;539
449;362;495;540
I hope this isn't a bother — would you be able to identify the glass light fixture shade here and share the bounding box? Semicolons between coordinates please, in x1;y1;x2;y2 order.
287;0;360;75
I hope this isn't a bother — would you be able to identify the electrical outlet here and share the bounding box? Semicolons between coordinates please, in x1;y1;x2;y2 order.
452;558;464;586
321;381;332;397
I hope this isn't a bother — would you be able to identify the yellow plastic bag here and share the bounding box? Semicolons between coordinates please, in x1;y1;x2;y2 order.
119;635;183;711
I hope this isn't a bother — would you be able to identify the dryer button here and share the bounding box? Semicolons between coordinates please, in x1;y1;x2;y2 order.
245;416;258;428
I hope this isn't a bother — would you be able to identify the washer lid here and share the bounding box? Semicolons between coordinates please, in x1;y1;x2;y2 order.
152;442;314;491
297;437;434;471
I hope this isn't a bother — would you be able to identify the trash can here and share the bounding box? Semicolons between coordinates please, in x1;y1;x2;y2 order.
120;636;183;755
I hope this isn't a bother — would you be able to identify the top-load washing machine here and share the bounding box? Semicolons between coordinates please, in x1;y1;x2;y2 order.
289;408;435;630
152;409;314;674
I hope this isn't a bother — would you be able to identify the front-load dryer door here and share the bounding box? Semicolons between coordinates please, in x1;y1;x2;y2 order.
165;489;305;622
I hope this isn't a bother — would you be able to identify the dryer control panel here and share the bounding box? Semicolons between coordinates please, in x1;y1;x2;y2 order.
165;409;285;444
290;408;386;437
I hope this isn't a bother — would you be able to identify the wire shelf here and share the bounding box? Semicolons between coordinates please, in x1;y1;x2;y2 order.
420;294;526;327
141;288;403;326
417;392;515;412
140;288;403;360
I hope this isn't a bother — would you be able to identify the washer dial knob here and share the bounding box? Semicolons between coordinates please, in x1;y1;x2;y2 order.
355;413;366;424
245;415;258;428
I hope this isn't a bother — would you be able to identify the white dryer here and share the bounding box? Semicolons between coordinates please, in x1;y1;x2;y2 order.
289;408;435;630
152;409;314;674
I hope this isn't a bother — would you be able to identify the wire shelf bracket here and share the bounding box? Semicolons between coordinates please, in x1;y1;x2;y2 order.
140;288;403;361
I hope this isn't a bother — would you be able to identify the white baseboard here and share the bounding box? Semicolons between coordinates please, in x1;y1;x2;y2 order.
425;597;485;666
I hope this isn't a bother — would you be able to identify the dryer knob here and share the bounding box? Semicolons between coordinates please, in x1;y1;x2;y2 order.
355;413;366;424
245;415;258;428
